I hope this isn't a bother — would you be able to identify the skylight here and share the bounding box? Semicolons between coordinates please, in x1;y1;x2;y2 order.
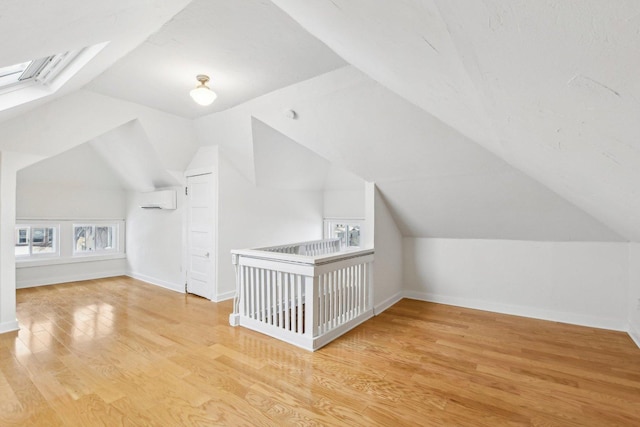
0;42;109;112
0;61;32;87
0;56;57;90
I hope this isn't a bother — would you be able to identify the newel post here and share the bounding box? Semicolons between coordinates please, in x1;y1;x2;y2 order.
229;253;240;326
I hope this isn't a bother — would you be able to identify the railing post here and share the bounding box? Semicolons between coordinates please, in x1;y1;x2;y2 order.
229;253;241;326
304;274;318;339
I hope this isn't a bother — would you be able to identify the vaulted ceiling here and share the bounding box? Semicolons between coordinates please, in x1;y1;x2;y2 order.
1;0;639;242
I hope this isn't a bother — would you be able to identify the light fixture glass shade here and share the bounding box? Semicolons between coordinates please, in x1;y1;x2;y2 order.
190;85;217;106
190;74;217;106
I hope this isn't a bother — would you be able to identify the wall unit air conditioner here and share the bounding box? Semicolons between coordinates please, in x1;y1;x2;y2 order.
139;190;177;210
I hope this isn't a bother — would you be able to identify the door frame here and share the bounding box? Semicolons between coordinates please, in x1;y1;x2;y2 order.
184;167;218;300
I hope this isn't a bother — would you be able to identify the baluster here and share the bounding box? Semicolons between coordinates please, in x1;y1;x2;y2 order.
277;272;282;328
267;270;273;325
284;273;290;331
251;268;256;320
333;270;338;329
357;263;362;314
339;268;344;324
242;266;247;317
347;266;352;320
297;275;303;334
318;275;324;334
261;269;267;323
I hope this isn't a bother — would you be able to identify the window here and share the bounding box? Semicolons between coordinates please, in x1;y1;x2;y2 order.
16;219;124;266
0;42;108;112
324;219;364;248
0;57;55;90
14;225;58;257
73;224;118;255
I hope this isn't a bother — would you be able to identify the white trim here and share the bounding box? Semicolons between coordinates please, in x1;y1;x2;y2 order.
16;269;125;289
374;291;403;315
18;217;125;222
16;253;126;268
403;290;628;332
629;323;640;349
0;320;19;334
214;290;236;302
184;167;214;178
126;271;184;294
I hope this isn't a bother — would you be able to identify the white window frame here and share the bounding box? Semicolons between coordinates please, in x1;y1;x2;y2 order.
15;219;125;268
72;222;119;257
14;223;60;259
323;218;364;248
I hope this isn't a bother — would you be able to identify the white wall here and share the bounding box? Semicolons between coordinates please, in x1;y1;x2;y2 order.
323;190;364;219
217;154;323;297
15;143;129;288
125;188;186;293
0;152;20;333
17;185;126;219
17;259;126;289
371;185;404;313
629;243;640;346
404;238;630;331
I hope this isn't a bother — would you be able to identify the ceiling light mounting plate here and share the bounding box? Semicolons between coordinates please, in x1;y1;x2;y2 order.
196;74;210;85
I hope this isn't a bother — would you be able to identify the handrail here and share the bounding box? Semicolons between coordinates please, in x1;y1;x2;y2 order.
231;246;373;266
258;237;339;250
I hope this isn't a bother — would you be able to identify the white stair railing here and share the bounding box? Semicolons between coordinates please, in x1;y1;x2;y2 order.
229;239;374;351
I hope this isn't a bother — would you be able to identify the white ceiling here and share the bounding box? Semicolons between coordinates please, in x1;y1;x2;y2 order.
242;66;623;241
0;0;192;122
271;0;640;241
88;0;346;118
4;0;640;242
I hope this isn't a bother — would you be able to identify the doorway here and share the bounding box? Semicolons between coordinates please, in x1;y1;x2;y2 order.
185;172;215;299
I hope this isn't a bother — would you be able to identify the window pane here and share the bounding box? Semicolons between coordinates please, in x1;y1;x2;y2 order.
348;225;360;247
95;226;114;251
332;223;348;247
31;227;55;254
74;226;94;252
15;227;29;256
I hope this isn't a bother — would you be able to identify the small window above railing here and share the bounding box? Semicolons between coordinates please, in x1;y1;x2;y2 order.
323;218;364;248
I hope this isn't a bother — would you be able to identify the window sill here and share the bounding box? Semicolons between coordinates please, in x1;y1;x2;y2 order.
16;253;126;269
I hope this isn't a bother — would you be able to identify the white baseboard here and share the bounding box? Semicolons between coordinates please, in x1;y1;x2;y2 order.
629;323;640;349
126;271;184;294
16;270;126;289
214;290;236;302
403;290;628;332
0;320;19;334
373;291;403;315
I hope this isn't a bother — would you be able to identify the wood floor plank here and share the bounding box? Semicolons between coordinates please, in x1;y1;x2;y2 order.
0;276;637;426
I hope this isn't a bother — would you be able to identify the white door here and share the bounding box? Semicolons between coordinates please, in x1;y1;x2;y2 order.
186;173;215;299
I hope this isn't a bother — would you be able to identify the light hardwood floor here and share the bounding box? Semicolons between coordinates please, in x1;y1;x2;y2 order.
1;276;639;426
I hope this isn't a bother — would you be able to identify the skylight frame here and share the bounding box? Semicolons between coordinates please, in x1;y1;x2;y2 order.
0;56;55;92
0;42;109;113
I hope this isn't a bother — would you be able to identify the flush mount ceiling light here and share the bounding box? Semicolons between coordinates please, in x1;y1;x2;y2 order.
189;74;217;106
